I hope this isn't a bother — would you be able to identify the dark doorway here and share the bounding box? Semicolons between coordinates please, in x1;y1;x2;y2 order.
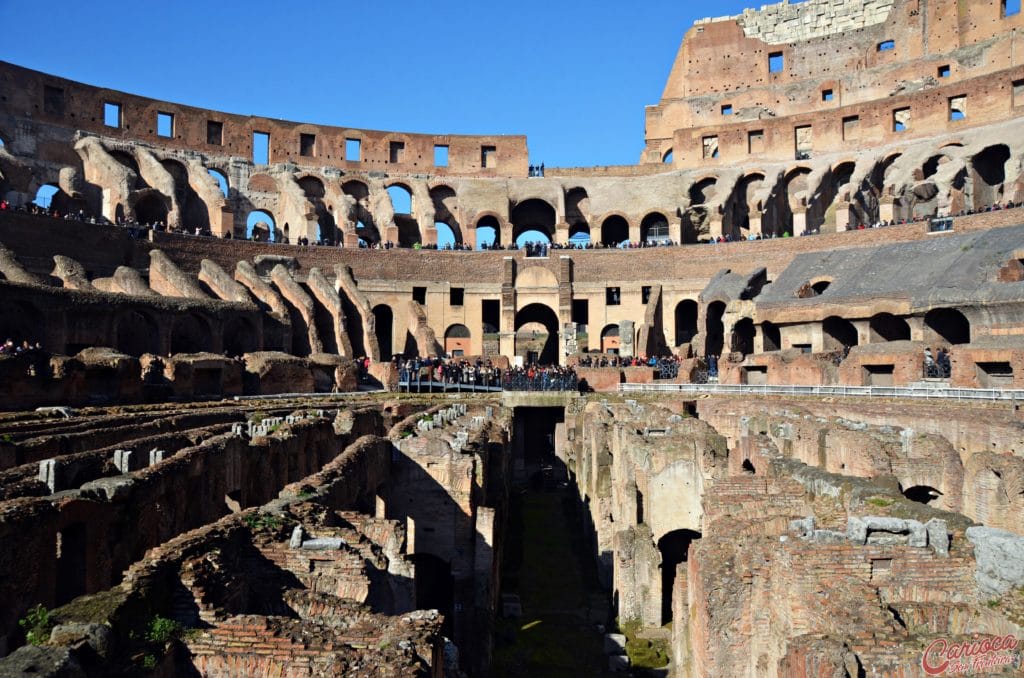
56;522;88;605
705;302;725;356
924;308;970;345
373;304;394;359
675;300;698;346
657;529;701;625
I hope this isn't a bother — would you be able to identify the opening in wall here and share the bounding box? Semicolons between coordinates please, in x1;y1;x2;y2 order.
346;138;361;161
821;89;834;102
104;102;121;128
300;133;316;157
207;120;223;145
1013;79;1024;107
842;115;860;141
43;85;65;116
948;95;966;121
450;288;464;306
768;52;784;73
481;145;497;169
748;130;764;154
976;362;1013;387
157;112;174;138
702;136;719;159
1003;0;1021;18
389;141;405;163
893;108;910;133
412;286;427;305
253;131;270;164
434;145;449;167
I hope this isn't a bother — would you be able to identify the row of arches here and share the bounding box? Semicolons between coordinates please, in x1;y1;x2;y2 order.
674;303;971;356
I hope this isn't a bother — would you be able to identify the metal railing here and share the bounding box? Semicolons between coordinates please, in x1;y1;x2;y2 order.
618;382;1024;402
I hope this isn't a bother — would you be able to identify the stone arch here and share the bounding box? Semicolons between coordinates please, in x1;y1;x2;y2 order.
207;168;229;197
298;175;336;244
386;182;413;215
510;198;556;244
161;159;209;230
705;301;726;356
599;214;630;247
132;191;169;225
810;161;856;232
922;154;952;180
109;150;146;190
444;323;471;356
689;177;718;206
246;209;277;242
342;179;379;242
723;172;765;238
598;323;620;354
640;212;670;244
822;316;858;351
224;316;259;357
115;309;160;356
731;317;755;355
674;300;698;346
170;313;211;354
430;185;462;246
924;308;970;345
869;313;911;342
247;173;277;193
657;529;701;625
372;304;394;360
474;213;502;249
514;303;560;365
565;187;590;233
970;144;1012;210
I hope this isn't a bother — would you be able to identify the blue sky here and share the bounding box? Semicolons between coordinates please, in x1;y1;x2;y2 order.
2;0;754;168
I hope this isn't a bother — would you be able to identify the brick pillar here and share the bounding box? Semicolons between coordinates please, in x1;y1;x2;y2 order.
500;257;516;359
422;225;437;247
834;201;852;232
748;213;763;236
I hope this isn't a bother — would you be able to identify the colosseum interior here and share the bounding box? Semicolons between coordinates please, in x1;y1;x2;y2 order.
1;0;1024;676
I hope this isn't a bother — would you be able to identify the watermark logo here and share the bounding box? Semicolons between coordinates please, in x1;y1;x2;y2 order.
921;634;1021;675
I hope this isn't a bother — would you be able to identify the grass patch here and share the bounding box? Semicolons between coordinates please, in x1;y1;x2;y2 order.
866;497;894;507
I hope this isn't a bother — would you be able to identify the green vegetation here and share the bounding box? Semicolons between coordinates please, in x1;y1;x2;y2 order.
243;512;282;531
625;636;670;669
866;497;894;507
247;410;267;423
19;605;55;646
617;618;671;670
0;434;13;444
146;615;185;644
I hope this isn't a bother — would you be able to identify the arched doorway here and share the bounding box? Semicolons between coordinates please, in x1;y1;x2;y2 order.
731;317;755;355
903;485;943;505
869;313;911;342
658;529;701;625
600;324;620;354
116;310;159;356
170;313;211;354
224;317;258;357
444;324;471;357
674;300;698;346
600;216;629;247
372;305;394;359
246;210;276;242
475;215;500;250
134;193;168;225
924;308;970;345
823;316;858;351
705;302;726;356
514;303;560;365
640;213;670;245
511;199;556;244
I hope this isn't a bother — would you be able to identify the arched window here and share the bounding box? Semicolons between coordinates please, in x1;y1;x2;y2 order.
476;215;500;250
435;222;457;249
207;169;229;198
387;184;412;214
246;210;276;242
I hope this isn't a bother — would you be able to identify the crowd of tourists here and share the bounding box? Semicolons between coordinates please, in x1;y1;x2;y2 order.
0;338;43;356
396;356;579;392
575;353;685;379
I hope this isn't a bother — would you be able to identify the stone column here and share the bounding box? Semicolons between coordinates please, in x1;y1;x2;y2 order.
554;221;570;246
790;208;807;236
